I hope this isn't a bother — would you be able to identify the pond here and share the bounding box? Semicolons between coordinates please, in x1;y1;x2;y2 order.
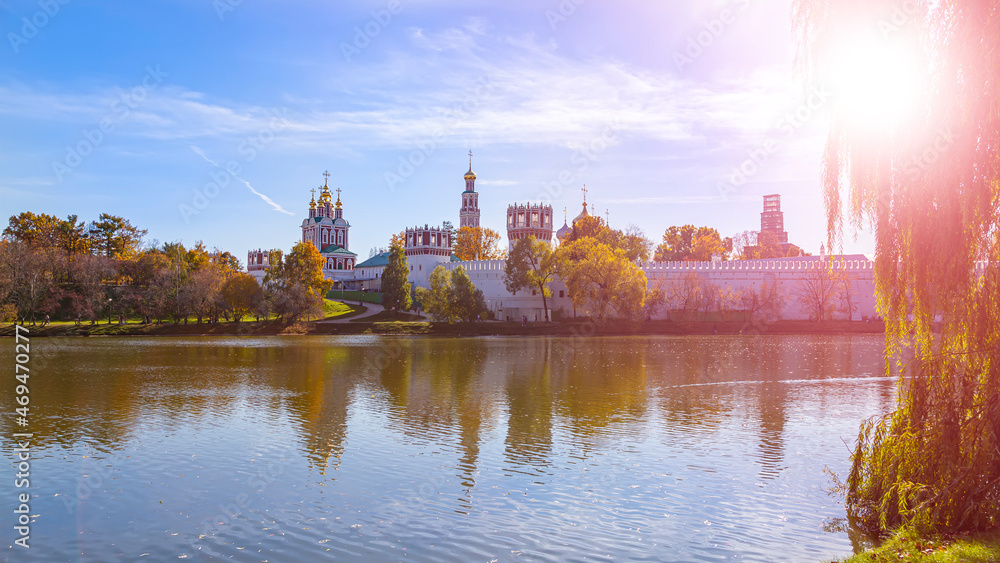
0;335;893;562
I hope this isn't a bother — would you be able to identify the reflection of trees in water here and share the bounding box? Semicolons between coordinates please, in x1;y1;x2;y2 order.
647;337;742;433
552;337;648;445
0;341;271;453
502;339;555;475
278;344;359;474
372;339;492;502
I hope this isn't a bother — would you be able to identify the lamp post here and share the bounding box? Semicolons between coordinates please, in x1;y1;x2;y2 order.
107;298;113;325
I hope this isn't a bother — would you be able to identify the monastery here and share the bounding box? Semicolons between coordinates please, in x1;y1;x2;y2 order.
248;154;878;322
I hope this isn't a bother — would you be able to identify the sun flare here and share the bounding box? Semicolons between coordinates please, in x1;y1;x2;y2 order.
827;30;925;133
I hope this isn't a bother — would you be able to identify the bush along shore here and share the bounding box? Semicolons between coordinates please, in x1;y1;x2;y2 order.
835;526;1000;563
1;318;886;338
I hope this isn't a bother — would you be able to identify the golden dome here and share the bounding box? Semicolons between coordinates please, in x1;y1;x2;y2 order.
573;202;591;225
464;165;476;181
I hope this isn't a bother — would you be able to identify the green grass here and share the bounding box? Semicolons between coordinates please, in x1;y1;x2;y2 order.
364;321;431;334
838;527;1000;563
322;300;366;320
350;310;424;323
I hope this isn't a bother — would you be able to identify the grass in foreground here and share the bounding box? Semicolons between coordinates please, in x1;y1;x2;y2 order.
838;527;1000;563
322;299;365;320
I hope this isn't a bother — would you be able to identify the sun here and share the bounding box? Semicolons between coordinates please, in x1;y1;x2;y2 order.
826;29;926;134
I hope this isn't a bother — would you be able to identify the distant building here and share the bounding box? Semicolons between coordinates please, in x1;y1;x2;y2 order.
760;194;788;244
459;151;481;229
745;194;802;257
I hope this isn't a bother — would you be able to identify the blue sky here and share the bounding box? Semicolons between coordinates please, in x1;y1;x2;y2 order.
0;0;874;262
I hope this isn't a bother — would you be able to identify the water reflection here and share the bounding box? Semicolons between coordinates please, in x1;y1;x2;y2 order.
0;334;893;562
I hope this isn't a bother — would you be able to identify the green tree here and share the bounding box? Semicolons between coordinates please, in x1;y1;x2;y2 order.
381;244;412;316
415;265;455;322
504;236;558;321
450;266;486;322
795;0;1000;534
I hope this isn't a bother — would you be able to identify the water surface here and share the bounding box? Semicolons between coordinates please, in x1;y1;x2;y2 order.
0;335;893;562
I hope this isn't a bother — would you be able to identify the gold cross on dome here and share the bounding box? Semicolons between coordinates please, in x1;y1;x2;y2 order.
581;185;588;204
323;170;330;185
336;187;342;198
310;188;316;198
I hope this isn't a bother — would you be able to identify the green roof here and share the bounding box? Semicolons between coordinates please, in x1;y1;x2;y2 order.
355;252;390;268
320;244;357;256
450;254;461;262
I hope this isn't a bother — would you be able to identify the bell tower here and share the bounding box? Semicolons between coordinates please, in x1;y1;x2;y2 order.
459;150;480;229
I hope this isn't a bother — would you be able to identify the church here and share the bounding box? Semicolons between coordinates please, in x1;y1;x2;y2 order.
248;154;879;322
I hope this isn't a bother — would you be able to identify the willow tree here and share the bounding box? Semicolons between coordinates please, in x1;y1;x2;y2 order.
794;0;1000;534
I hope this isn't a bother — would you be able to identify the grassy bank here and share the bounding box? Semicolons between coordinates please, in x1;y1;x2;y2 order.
1;318;886;338
837;528;1000;563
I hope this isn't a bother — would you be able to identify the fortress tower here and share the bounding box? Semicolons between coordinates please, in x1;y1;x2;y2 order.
506;202;554;251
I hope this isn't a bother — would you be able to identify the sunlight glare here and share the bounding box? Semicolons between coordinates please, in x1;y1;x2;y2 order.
829;31;924;133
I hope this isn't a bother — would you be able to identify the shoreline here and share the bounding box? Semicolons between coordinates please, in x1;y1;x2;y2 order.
0;319;886;338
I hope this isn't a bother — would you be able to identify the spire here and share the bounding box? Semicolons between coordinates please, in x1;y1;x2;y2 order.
309;188;316;209
335;186;342;209
464;149;477;184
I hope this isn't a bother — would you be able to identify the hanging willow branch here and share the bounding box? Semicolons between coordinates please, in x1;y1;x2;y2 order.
793;0;1000;535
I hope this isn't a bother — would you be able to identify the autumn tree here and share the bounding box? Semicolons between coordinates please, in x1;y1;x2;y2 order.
739;277;785;323
557;238;647;322
795;0;1000;533
453;226;504;261
88;214;147;259
220;272;263;322
794;263;840;322
654;225;732;261
504;236;558;321
264;241;332;322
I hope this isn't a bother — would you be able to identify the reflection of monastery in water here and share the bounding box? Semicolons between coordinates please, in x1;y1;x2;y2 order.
248;154;878;321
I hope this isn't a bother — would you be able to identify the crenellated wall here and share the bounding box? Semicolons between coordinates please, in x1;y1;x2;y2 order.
438;255;879;322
